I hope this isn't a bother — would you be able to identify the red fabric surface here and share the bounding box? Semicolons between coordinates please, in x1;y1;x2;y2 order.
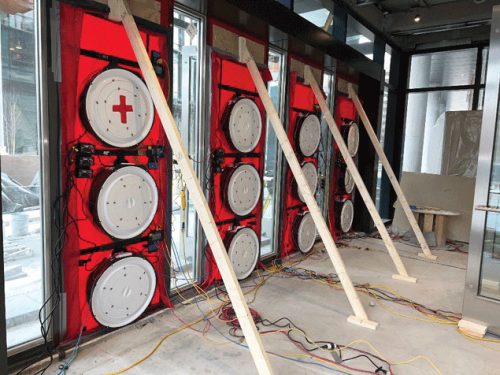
279;70;322;258
203;51;270;286
60;4;172;341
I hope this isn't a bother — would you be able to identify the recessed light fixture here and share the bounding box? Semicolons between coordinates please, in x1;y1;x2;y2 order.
414;14;421;22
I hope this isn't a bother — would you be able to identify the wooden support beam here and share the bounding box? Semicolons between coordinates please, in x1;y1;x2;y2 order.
239;38;378;330
109;2;274;373
304;66;417;283
347;84;437;260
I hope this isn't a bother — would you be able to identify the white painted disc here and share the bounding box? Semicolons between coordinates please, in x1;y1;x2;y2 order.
228;98;262;153
228;227;260;280
344;169;355;194
346;122;360;157
298;114;321;157
297;212;316;253
298;162;318;203
340;199;354;233
91;254;156;328
96;166;158;239
84;68;154;148
227;164;261;216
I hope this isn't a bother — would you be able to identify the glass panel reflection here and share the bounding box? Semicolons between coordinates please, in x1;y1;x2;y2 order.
479;88;500;300
260;50;284;257
1;7;44;348
170;10;202;288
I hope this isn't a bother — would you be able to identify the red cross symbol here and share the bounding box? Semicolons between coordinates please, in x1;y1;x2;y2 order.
112;95;133;124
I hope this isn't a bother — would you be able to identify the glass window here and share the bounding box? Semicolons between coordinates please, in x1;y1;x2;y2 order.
409;49;477;89
481;47;489;85
170;10;203;289
384;45;392;84
402;90;474;174
375;86;389;212
346;16;374;60
260;50;284;258
1;6;45;348
294;0;334;31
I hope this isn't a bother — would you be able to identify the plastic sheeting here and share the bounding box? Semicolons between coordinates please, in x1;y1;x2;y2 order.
441;110;482;178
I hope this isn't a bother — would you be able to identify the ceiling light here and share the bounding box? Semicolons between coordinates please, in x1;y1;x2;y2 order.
414;14;421;22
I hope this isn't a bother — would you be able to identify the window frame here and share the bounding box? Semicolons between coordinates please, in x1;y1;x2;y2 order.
260;46;287;260
401;45;489;176
169;4;207;291
1;0;53;358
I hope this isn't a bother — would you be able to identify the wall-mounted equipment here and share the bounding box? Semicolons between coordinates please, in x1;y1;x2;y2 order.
59;3;172;339
204;21;270;284
280;61;323;258
89;252;156;328
83;68;154;148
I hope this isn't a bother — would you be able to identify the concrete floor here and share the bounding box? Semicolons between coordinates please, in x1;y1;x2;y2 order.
44;238;500;374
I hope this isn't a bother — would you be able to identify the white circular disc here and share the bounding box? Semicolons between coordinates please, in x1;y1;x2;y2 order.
91;254;156;328
228;227;260;280
298;114;321;157
96;166;158;239
340;199;354;233
346;122;360;157
297;212;316;253
85;68;154;147
227;164;261;216
298;162;318;203
344;169;355;194
228;98;263;153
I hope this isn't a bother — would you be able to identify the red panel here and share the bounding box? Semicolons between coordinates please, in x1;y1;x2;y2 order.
60;4;172;341
203;51;270;285
279;69;322;258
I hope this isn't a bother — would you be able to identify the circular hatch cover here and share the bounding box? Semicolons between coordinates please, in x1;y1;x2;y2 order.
344;169;355;194
296;212;316;253
298;162;318;203
340;199;354;233
228;98;263;153
226;164;262;216
84;68;154;148
298;114;321;157
96;166;158;239
346;122;360;157
228;227;260;280
90;254;156;328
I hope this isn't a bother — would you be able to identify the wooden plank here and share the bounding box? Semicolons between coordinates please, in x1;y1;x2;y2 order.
108;2;274;373
422;214;434;233
240;38;378;330
304;66;417;283
347;84;437;260
458;319;487;338
434;215;446;247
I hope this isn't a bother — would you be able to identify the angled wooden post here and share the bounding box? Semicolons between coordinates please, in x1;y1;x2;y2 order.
348;85;437;260
304;66;417;283
239;38;378;330
108;1;273;373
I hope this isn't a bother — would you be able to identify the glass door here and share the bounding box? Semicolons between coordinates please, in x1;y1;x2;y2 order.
170;8;204;289
1;2;48;351
462;5;500;334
